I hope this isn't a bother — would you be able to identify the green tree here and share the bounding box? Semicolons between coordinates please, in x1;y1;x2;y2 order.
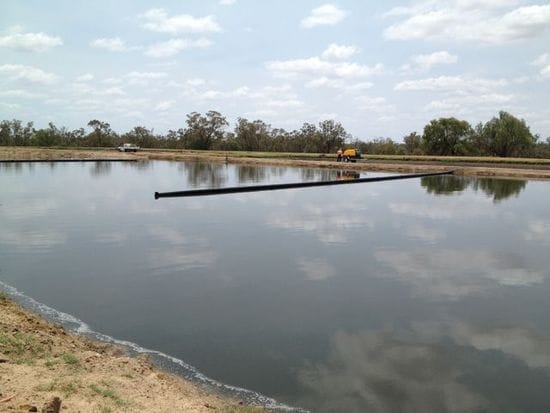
233;118;270;151
122;126;157;148
478;111;534;157
294;123;321;153
86;120;115;147
0;120;34;146
318;119;347;153
0;120;13;145
360;138;404;155
183;111;228;150
403;132;423;155
422;117;472;156
33;122;62;146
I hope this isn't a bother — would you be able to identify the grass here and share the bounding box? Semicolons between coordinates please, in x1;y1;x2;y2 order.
0;290;7;300
44;358;60;369
0;331;45;363
89;382;128;408
35;380;80;397
62;352;80;365
363;153;550;165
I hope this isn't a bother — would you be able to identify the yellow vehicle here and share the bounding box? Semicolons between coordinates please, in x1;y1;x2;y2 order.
337;148;362;162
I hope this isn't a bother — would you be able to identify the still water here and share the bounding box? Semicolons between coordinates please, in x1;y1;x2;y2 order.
1;160;550;412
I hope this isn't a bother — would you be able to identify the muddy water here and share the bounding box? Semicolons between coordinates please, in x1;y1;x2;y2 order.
1;161;550;412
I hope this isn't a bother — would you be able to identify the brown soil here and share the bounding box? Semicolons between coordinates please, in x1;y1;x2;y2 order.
0;294;262;413
2;146;550;180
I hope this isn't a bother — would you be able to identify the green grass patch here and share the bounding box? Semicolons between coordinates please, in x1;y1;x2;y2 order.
35;380;80;397
62;352;80;365
89;382;127;407
35;381;56;392
364;154;550;165
44;357;60;369
0;331;45;363
0;290;8;300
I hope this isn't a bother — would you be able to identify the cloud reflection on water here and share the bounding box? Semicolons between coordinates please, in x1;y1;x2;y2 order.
146;226;217;274
297;320;550;412
297;257;336;281
297;330;487;413
375;249;544;300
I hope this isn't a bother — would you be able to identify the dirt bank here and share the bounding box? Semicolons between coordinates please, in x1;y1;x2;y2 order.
2;146;550;180
0;293;262;413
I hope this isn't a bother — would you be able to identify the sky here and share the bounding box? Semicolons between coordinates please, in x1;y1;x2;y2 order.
1;0;550;141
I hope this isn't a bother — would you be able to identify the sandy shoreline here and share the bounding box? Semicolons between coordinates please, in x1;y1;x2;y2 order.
2;146;550;180
0;292;264;413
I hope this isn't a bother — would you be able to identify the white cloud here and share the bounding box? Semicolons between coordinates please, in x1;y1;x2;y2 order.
402;51;458;73
75;73;94;82
219;0;236;5
155;100;175;111
426;93;514;112
191;84;305;112
355;95;395;114
395;75;507;93
144;38;212;58
0;64;58;84
395;74;513;115
140;8;221;34
0;31;62;52
0;89;41;99
90;37;128;52
186;78;206;87
532;53;550;78
124;71;168;81
384;1;550;44
321;43;359;60
0;102;20;110
268;57;383;80
306;77;373;91
301;4;347;28
532;53;550;66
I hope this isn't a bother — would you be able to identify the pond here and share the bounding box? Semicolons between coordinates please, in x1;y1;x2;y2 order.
1;160;550;412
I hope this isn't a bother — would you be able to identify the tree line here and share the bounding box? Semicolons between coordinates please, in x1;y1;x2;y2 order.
1;110;549;158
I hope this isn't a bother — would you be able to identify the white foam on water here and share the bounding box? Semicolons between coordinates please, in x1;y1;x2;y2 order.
0;280;307;412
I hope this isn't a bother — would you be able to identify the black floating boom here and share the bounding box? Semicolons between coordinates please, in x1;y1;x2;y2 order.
154;170;454;199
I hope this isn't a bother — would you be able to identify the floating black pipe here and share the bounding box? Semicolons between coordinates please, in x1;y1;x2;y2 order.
154;170;454;199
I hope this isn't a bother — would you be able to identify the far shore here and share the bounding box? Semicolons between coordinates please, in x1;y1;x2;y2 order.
2;146;550;180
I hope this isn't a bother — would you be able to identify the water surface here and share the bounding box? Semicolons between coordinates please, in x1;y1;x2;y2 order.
1;161;550;412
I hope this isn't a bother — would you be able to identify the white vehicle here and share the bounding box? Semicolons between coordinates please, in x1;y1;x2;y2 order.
117;143;140;152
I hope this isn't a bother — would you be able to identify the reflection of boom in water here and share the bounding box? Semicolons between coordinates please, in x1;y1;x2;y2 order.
155;170;454;199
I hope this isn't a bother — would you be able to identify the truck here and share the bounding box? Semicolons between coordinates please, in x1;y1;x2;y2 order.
337;148;361;162
117;143;140;152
